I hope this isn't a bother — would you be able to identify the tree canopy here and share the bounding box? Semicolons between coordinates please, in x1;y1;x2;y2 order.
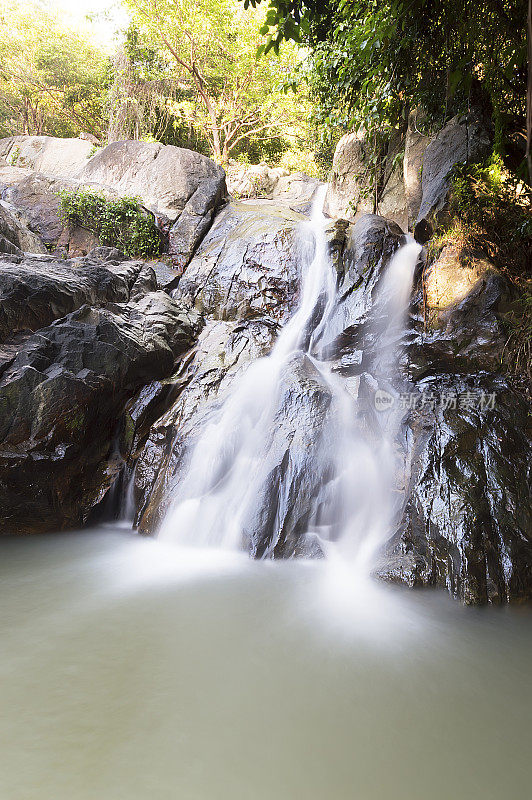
0;1;109;139
122;0;307;163
246;0;530;178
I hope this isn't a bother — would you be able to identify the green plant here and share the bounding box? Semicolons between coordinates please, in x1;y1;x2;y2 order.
58;189;162;258
8;146;20;166
87;144;102;160
503;282;532;384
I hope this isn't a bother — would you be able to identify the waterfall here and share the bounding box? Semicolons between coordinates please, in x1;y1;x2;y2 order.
159;187;421;572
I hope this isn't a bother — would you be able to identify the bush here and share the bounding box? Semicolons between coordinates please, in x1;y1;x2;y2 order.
429;157;532;385
58;189;162;258
276;148;324;179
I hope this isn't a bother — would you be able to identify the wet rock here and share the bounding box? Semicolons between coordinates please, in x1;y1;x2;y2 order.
0;289;200;534
241;353;336;559
176;200;307;322
415;113;492;239
0;252;148;343
411;246;509;374
135;317;278;532
320;213;405;356
376;374;532;604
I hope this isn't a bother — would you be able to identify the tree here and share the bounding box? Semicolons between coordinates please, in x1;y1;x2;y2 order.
123;0;303;163
246;0;530;178
0;1;109;139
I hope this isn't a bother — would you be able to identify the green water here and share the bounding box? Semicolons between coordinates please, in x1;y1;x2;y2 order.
1;526;531;800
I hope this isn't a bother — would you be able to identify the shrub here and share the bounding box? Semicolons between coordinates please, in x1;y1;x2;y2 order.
58;189;162;258
276;148;324;180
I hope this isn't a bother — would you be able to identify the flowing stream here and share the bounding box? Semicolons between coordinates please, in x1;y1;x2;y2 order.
159;188;421;572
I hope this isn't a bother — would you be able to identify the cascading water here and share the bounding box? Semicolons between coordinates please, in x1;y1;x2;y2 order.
159;187;421;572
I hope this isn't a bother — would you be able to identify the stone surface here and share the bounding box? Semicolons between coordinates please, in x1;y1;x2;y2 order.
226;163;288;198
175;200;307;322
0;135;94;177
0;261;200;533
404;110;431;227
77;140;226;222
135;317;278;533
0;201;47;254
0;173;76;245
324;131;374;220
415;113;492;239
377;130;408;230
0;252;148;345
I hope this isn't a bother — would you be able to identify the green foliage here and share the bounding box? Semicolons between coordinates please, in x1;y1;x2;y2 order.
427;156;532;382
0;1;109;138
122;0;309;163
245;0;528;176
59;190;162;259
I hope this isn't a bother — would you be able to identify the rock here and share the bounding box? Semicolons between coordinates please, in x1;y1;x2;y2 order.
272;172;323;210
77;140;227;222
176;200;307;322
135;317;278;532
412;245;508;372
0;273;200;533
320;213;406;356
226;163;288;198
0;201;47;254
145;260;182;292
372;241;531;603
377;130;408;230
168;177;227;269
404;109;431;227
57;225;100;257
0;173;76;245
324;130;374;220
0;135;94;177
0;252;147;343
415;113;492;240
376;374;532;604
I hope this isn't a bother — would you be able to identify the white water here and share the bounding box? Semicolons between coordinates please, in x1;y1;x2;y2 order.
160;188;421;569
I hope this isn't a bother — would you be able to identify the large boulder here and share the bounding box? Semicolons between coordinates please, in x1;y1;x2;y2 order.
1;138;228;262
134;317;278;533
324;131;374;220
77;140;226;221
225;162;321;208
377;131;408;230
226;163;288;199
414;113;492;240
404;109;431;227
0;253;201;534
0;201;47;254
175;200;308;322
0;172;76;245
0;135;94;177
0;251;146;342
377;371;532;604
